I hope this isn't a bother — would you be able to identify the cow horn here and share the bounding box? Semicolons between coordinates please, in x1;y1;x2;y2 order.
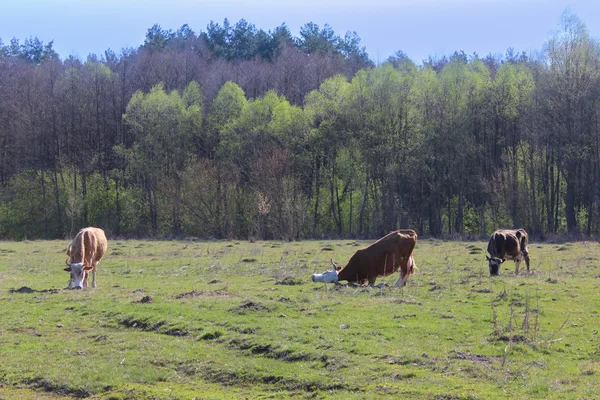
331;259;341;271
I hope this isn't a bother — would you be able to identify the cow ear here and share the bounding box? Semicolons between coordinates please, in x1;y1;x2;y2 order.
64;266;71;272
500;259;506;263
485;256;490;261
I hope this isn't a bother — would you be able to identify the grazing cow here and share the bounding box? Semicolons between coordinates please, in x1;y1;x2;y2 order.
312;229;418;287
486;228;530;276
64;227;108;289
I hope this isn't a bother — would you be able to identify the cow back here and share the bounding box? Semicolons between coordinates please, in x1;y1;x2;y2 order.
68;227;107;266
488;230;521;259
338;229;417;283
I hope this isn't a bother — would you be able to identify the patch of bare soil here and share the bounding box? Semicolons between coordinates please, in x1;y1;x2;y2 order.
117;317;188;337
198;362;354;392
137;295;153;303
10;286;35;293
230;301;268;312
26;376;91;398
174;290;231;299
9;286;59;294
174;290;204;299
448;350;496;364
228;337;319;362
391;299;423;306
429;285;445;291
378;354;426;366
393;314;417;319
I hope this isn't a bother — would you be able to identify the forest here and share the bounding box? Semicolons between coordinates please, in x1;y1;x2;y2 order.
1;13;599;240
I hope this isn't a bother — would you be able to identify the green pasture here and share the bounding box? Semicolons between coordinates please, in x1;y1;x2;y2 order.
0;238;598;399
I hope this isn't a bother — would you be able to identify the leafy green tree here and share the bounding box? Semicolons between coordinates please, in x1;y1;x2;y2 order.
305;74;352;234
541;11;600;235
490;62;534;229
121;81;203;235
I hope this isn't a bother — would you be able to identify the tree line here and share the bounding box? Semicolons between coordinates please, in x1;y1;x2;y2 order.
1;13;599;240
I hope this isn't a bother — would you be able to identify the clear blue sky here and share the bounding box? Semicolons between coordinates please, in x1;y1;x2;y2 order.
1;0;599;63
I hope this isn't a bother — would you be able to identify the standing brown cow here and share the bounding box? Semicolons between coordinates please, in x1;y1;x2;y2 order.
312;229;418;287
486;228;530;276
65;227;108;289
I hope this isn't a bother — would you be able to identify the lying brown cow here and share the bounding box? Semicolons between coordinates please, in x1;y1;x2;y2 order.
65;227;108;289
486;228;530;276
312;229;418;287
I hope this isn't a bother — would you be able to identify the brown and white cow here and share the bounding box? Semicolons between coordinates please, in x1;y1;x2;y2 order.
486;228;530;276
64;227;108;289
312;229;418;287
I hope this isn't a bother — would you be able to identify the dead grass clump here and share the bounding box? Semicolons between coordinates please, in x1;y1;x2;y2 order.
429;285;445;291
174;290;204;299
26;376;92;398
391;299;423;306
230;301;268;312
276;276;305;285
472;288;493;293
448;350;495;364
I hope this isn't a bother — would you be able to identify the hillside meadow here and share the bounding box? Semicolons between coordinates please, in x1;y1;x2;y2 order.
0;237;598;399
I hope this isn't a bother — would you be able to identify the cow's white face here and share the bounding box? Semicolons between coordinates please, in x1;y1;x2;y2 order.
312;268;339;283
65;263;87;289
312;260;342;283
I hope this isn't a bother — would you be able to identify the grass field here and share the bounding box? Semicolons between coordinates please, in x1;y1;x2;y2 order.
0;237;598;399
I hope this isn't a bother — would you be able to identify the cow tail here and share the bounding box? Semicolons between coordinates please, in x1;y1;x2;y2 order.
89;231;97;269
79;230;86;266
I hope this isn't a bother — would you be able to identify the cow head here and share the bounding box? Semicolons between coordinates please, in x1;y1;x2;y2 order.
64;262;91;289
312;260;342;283
486;256;504;276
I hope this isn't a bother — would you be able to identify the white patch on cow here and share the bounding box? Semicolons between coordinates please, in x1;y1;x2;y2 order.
68;263;87;289
312;269;339;283
394;275;406;287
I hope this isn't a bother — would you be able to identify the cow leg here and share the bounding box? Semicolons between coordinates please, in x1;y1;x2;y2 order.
523;249;530;273
91;266;97;288
514;259;520;275
82;270;89;288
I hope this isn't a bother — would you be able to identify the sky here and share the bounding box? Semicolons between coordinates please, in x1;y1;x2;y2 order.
1;0;600;64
